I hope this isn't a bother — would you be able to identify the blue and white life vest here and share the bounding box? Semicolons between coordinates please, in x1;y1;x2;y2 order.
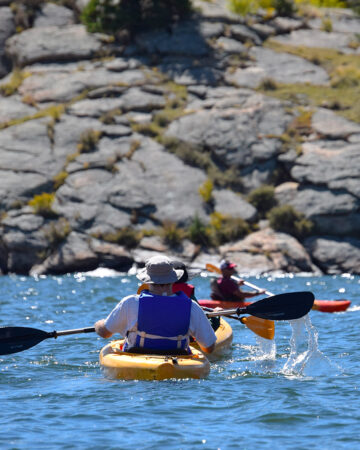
129;290;192;352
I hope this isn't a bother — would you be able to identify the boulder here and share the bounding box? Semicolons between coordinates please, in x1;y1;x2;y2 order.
30;231;98;275
219;228;321;275
305;236;360;274
6;25;104;67
33;3;75;28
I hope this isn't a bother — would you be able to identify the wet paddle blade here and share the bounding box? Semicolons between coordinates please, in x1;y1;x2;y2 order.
206;263;221;274
242;291;315;320
240;316;275;340
0;327;51;355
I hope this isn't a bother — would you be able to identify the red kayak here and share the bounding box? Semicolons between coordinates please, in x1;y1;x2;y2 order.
199;298;351;313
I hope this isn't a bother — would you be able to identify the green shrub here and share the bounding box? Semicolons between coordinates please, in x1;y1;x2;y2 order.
267;204;313;239
77;129;102;153
248;185;277;218
81;0;192;37
187;215;210;246
53;171;68;190
321;17;333;33
228;0;294;16
101;227;141;249
209;212;250;245
29;193;57;218
273;0;296;16
259;78;278;91
199;179;214;204
162;221;185;247
43;218;71;247
0;69;27;96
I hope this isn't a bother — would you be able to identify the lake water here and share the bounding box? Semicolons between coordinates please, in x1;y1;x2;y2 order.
1;270;359;449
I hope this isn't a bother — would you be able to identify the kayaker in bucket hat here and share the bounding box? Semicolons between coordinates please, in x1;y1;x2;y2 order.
95;255;216;355
137;255;184;284
210;259;266;302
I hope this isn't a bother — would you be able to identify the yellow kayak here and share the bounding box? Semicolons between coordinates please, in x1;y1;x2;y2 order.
99;318;232;380
99;341;210;380
191;318;233;360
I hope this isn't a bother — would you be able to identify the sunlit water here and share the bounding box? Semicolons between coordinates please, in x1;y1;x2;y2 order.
1;271;359;449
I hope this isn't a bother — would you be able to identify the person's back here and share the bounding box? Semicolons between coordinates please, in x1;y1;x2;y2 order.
95;255;216;355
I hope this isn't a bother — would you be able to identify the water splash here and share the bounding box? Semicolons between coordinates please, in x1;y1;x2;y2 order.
255;336;276;360
282;314;341;377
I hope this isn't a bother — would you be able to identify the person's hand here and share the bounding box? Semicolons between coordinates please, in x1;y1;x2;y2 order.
237;278;245;286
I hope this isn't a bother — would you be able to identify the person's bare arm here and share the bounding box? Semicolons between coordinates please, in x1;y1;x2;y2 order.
199;342;215;354
95;319;113;338
233;289;266;300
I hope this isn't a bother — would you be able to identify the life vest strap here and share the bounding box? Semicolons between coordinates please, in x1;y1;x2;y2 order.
137;330;189;348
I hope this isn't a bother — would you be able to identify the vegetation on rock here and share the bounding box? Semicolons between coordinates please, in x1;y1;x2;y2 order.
81;0;192;38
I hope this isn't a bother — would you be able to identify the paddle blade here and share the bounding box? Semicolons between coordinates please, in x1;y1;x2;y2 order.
241;291;315;321
0;327;51;355
206;263;221;275
240;316;275;340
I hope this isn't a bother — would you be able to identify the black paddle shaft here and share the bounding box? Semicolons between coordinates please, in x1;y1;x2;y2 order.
0;326;95;355
206;291;315;321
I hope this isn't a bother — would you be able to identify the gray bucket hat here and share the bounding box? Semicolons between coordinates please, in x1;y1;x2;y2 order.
136;255;184;284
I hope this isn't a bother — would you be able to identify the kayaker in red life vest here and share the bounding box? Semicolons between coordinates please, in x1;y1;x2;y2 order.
171;260;198;300
210;259;266;302
172;260;221;332
95;255;216;355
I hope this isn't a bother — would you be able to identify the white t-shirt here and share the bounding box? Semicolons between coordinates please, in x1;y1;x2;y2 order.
104;294;217;349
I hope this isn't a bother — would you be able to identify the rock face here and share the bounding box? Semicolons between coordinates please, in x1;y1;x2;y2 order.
0;0;360;275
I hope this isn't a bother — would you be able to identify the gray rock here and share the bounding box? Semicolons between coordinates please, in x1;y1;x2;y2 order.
192;0;242;22
0;6;15;78
198;21;225;39
69;87;166;118
68;98;125;117
166;89;291;171
229;24;262;45
307;9;360;34
19;66;149;103
0;170;50;210
226;47;329;88
213;189;257;222
33;3;75;28
312;108;360;139
219;228;320;275
6;25;104;67
272;29;358;54
89;238;133;270
248;23;275;40
30;231;98;275
291;140;360;199
215;37;246;54
0;96;37;124
2;211;49;273
158;59;223;86
268;17;305;34
305;236;360;274
275;183;360;236
0;118;55;174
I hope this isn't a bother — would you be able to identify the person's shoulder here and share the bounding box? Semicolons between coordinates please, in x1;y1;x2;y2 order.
119;294;139;306
190;299;204;313
122;293;139;302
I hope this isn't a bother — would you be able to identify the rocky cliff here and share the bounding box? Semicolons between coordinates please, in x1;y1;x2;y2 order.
0;0;359;275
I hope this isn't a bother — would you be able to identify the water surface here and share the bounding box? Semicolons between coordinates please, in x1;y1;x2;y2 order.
1;272;359;449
